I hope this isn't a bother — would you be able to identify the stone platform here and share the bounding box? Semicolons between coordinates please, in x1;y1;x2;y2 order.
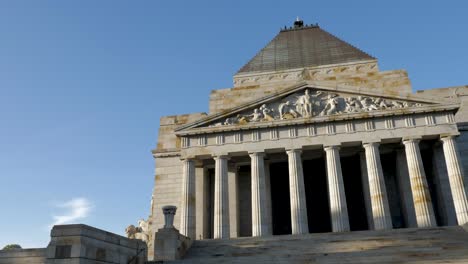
166;225;468;263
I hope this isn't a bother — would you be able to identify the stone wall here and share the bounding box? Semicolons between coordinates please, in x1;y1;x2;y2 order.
416;85;468;191
212;62;412;115
0;248;46;264
148;156;183;259
155;113;207;153
416;85;468;123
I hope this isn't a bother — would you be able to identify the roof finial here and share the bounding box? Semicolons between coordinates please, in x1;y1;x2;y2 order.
294;17;304;28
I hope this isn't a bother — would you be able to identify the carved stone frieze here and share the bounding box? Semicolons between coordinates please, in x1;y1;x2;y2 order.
208;89;426;127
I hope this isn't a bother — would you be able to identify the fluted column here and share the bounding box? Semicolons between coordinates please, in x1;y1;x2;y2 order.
325;146;350;232
441;136;468;225
286;149;309;234
250;152;270;236
213;155;230;239
363;142;393;230
180;158;196;238
403;139;437;227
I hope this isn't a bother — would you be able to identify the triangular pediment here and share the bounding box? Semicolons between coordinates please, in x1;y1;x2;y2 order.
175;82;458;134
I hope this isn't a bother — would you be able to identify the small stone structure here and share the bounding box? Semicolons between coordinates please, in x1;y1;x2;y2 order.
0;224;147;264
0;248;46;264
46;224;147;264
153;205;192;261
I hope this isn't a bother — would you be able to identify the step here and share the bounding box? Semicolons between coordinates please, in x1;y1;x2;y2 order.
164;225;468;263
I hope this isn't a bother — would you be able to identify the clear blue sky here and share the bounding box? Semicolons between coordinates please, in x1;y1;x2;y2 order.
0;0;466;248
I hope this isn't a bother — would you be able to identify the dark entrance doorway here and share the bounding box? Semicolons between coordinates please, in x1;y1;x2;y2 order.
206;168;215;239
341;154;369;231
238;165;252;237
381;151;406;228
269;162;292;235
421;143;442;226
303;157;332;233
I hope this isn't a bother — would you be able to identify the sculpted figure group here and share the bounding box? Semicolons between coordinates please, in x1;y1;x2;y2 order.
125;219;150;243
209;89;425;126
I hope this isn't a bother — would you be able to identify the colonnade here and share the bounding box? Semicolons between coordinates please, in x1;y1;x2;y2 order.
179;136;468;239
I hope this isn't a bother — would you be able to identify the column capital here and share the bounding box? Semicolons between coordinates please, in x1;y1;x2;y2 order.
180;156;196;161
440;135;457;142
324;145;340;151
402;136;422;144
363;142;380;148
248;151;266;158
212;154;230;160
286;148;302;155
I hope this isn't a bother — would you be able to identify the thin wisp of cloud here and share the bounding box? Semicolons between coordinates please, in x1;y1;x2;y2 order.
50;198;93;227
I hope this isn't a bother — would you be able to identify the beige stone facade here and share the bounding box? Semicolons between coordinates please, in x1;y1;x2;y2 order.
146;21;468;261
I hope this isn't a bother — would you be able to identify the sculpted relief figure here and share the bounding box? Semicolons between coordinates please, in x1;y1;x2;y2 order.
344;97;362;113
374;98;392;109
295;89;322;117
359;96;379;111
279;101;300;119
320;94;339;116
260;104;275;121
249;108;264;122
208;89;427;126
224;116;238;125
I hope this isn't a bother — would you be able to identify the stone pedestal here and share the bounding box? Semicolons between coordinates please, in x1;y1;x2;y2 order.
154;206;192;261
154;228;191;262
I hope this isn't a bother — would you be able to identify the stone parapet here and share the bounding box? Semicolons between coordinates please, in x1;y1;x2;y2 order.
0;248;46;264
46;224;147;264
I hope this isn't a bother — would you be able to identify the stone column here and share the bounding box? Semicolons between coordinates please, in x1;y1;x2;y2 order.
363;142;393;230
228;164;239;238
441;136;468;225
250;152;270;236
180;159;196;238
286;149;309;234
403;139;437;227
213;155;230;239
325;145;350;232
195;166;206;239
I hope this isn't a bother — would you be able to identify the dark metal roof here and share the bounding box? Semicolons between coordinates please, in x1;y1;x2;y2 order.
236;25;375;75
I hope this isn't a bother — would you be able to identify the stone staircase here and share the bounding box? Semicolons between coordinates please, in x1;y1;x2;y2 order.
163;225;468;263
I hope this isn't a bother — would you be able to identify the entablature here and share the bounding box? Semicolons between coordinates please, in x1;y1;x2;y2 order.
175;82;455;136
179;109;459;158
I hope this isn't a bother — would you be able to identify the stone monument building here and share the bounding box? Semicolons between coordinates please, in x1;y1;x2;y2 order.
147;19;468;260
